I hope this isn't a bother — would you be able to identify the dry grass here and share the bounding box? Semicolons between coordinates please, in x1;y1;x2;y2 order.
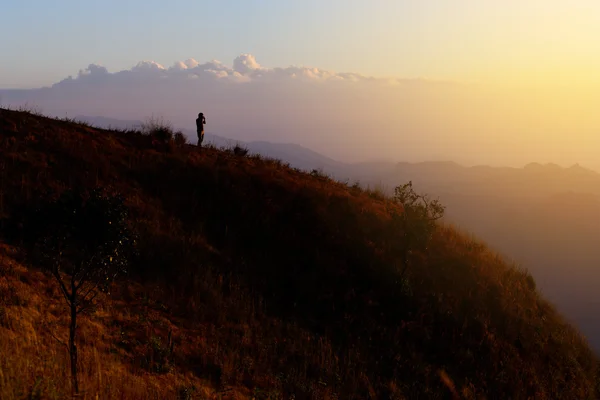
0;245;248;399
0;107;598;399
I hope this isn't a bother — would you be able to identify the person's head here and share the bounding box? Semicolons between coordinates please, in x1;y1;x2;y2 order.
198;113;203;117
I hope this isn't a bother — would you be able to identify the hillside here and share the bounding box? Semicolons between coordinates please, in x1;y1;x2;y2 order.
73;114;350;175
364;161;600;353
0;107;598;399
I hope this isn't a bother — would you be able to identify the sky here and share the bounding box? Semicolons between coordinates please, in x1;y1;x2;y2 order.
2;1;600;169
3;0;600;88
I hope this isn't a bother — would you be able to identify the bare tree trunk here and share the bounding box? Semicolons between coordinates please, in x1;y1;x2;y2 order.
69;283;79;395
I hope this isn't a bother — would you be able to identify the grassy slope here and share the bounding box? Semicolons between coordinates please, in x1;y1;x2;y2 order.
0;108;598;399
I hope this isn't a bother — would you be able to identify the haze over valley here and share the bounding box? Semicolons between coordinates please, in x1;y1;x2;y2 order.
3;53;600;171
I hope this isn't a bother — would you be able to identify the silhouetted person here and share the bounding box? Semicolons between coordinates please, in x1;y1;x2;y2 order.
196;112;206;147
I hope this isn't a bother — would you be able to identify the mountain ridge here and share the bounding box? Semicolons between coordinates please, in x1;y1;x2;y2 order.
74;114;600;178
0;107;598;398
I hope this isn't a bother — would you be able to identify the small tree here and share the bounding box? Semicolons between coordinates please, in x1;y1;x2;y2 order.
24;187;137;395
392;181;445;276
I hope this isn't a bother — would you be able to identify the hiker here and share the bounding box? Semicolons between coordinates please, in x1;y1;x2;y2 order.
196;112;206;146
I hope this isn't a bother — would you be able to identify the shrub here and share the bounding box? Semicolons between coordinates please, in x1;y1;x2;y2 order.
16;102;43;116
141;115;174;143
310;168;328;179
152;126;174;143
392;181;445;275
173;131;187;147
232;144;249;157
366;186;387;201
525;273;536;291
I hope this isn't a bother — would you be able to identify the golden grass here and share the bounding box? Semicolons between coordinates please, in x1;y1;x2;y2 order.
0;107;598;399
0;245;249;399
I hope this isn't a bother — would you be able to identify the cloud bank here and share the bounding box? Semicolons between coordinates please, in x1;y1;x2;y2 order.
2;54;600;168
57;54;376;86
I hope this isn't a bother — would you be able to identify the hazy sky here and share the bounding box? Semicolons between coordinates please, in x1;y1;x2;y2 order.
2;1;600;169
3;1;600;88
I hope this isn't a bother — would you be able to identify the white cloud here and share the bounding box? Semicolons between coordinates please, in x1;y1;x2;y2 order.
49;54;386;87
171;61;189;71
232;54;263;74
182;58;199;69
78;64;108;77
171;58;201;70
206;69;229;79
131;61;166;73
2;53;520;165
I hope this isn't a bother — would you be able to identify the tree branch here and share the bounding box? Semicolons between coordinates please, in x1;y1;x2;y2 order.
75;256;96;289
79;280;101;306
43;319;69;351
52;268;72;306
77;289;100;314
